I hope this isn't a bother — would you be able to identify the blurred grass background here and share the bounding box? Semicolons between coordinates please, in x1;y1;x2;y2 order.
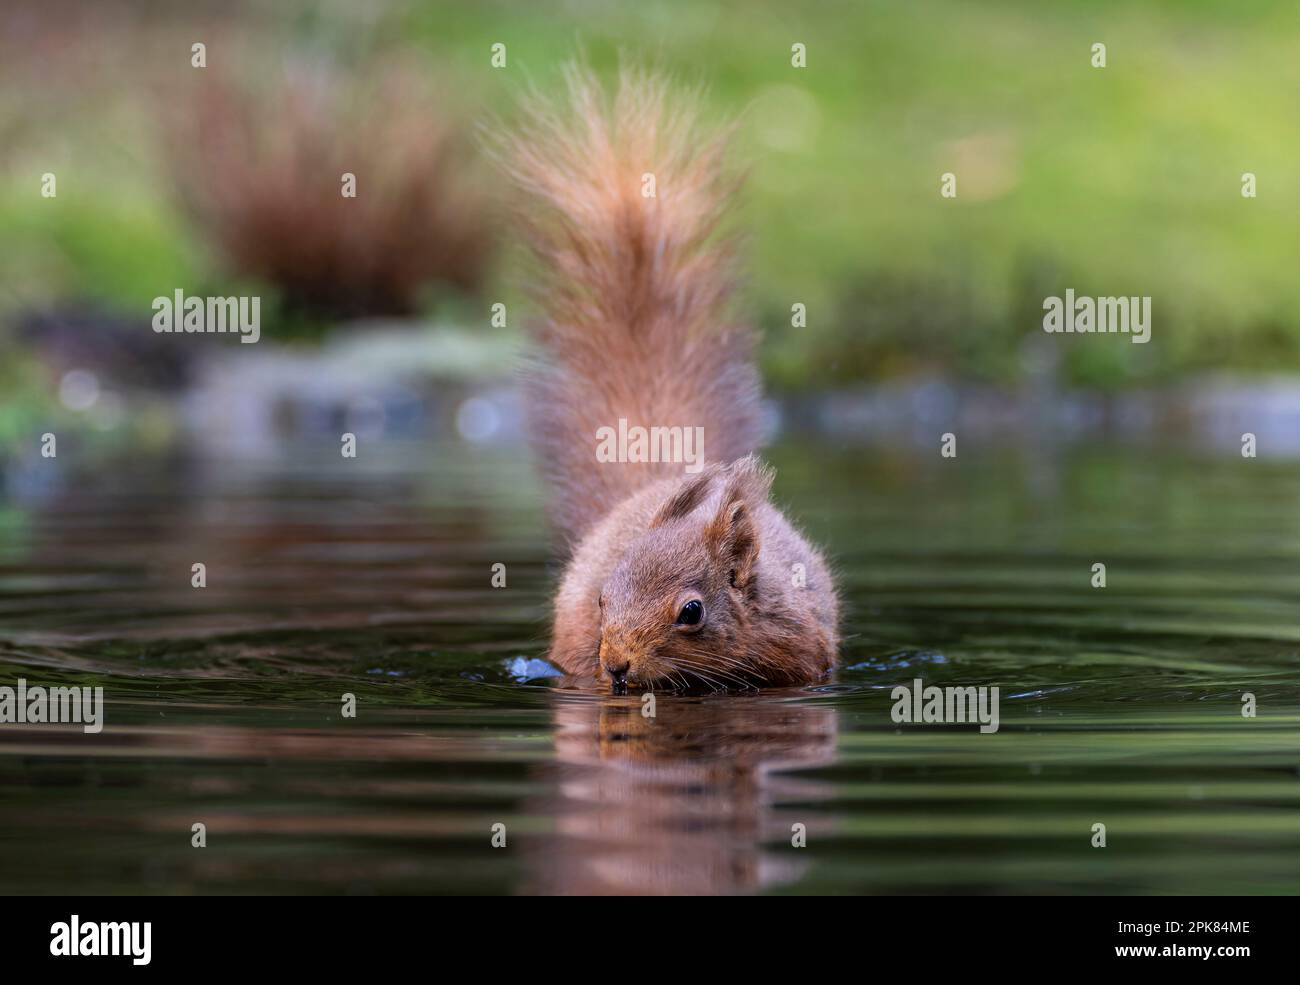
1;0;1297;404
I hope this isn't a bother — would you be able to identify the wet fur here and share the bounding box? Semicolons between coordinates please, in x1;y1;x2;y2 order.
500;65;838;689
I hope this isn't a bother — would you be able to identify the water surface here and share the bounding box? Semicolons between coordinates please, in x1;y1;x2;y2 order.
2;442;1299;894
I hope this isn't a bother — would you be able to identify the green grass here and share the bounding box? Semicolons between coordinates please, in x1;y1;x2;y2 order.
399;0;1300;386
2;0;1298;387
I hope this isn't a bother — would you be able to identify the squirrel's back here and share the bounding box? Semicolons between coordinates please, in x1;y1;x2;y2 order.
500;65;761;545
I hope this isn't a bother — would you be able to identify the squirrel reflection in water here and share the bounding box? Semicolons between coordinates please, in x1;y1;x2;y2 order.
522;690;839;895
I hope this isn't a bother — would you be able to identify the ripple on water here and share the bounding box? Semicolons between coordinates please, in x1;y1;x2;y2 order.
1;446;1299;893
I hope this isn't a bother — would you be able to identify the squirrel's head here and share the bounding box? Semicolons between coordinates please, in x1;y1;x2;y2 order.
597;457;773;692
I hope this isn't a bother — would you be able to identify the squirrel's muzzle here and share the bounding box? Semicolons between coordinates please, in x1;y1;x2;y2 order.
605;662;629;694
598;631;639;694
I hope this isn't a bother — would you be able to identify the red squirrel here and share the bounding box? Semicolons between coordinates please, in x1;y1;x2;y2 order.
500;66;838;691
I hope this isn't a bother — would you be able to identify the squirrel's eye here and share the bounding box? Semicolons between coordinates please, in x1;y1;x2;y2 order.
676;599;704;626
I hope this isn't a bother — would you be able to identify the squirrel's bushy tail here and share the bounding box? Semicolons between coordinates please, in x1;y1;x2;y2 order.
501;65;762;545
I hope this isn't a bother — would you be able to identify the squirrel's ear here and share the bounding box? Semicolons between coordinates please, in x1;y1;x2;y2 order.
650;464;723;528
724;454;774;503
706;456;772;590
707;495;760;592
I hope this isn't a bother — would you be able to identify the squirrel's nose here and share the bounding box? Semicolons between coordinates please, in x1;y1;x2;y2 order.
603;659;630;694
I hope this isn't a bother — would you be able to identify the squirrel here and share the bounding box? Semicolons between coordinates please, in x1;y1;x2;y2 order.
500;65;838;692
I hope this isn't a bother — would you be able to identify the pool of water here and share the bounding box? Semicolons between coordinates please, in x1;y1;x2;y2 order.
2;441;1299;894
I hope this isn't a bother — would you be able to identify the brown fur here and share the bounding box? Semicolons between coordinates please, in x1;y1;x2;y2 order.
501;66;838;689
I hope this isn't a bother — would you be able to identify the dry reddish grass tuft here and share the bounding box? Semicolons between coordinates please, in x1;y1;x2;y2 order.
167;57;491;319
